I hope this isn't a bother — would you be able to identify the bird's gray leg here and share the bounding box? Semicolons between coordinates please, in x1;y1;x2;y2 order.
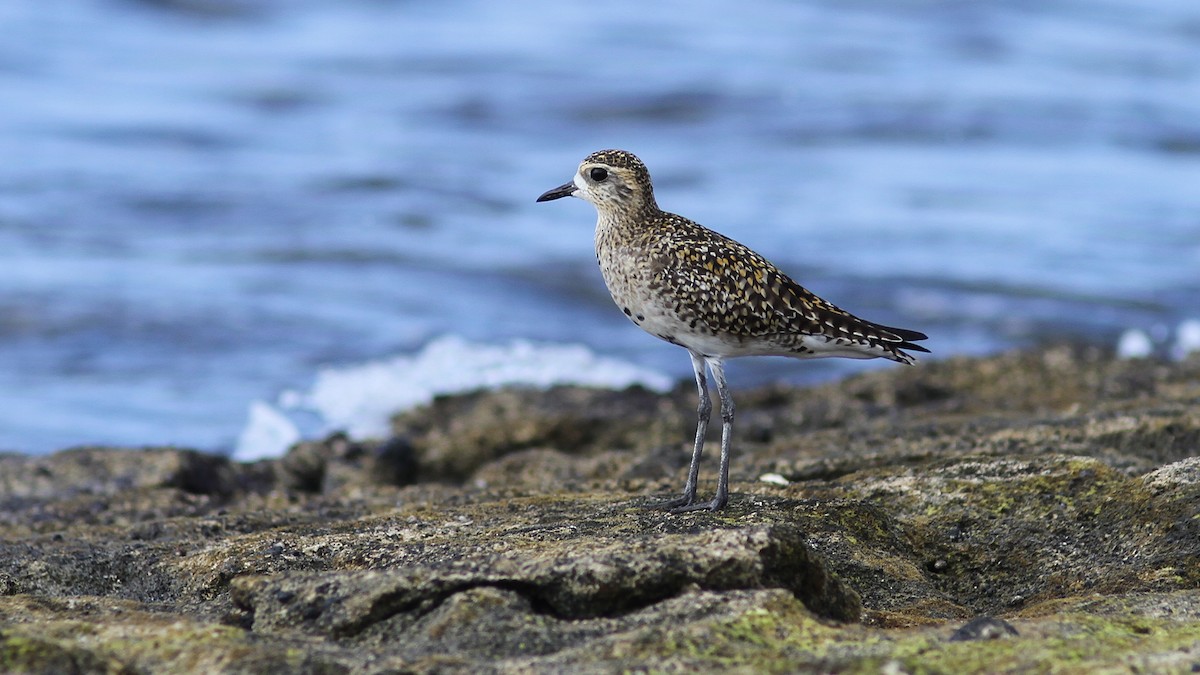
672;356;732;512
647;350;709;509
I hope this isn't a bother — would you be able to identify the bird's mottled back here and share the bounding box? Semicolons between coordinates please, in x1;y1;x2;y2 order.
638;211;927;362
565;149;928;365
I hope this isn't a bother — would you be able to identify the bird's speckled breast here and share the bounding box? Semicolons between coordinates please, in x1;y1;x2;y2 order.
594;216;695;347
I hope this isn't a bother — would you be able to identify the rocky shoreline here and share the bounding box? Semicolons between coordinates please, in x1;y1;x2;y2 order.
1;345;1198;673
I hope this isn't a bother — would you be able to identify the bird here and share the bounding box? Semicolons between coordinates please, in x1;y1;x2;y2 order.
536;149;929;512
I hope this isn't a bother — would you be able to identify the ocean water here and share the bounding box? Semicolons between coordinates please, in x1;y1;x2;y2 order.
1;0;1198;456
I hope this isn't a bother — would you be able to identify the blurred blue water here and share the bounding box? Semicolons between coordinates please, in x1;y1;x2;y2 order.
0;0;1198;454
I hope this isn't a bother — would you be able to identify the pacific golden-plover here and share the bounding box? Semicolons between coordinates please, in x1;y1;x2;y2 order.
537;149;929;512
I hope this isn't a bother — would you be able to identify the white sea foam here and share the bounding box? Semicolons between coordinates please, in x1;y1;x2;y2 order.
1172;319;1200;361
1116;329;1153;360
233;336;674;461
235;401;303;462
1116;320;1200;362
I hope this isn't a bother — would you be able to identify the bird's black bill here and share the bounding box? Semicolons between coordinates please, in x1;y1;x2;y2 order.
536;182;577;202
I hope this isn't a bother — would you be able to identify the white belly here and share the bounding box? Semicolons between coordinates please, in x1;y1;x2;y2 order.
616;295;882;362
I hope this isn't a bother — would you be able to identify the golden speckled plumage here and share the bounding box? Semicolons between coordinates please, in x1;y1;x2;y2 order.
577;150;928;364
537;149;929;512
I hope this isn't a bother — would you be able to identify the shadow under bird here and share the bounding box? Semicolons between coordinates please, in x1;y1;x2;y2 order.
537;149;929;512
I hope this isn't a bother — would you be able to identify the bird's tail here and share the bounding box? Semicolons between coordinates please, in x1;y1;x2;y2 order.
873;323;930;364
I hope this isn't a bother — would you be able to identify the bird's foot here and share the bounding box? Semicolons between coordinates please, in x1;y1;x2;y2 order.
669;497;727;514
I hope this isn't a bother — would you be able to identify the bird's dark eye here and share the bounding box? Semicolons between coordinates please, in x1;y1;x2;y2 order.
589;167;608;182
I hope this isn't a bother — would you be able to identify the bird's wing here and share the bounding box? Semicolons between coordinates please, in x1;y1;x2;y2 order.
650;218;929;359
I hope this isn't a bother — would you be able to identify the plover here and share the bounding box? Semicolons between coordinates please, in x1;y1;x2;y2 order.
537;149;929;512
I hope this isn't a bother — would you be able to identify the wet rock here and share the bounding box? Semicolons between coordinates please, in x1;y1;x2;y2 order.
390;384;688;480
0;446;248;501
949;615;1020;641
1;346;1200;672
231;520;858;640
278;432;419;495
0;447;273;538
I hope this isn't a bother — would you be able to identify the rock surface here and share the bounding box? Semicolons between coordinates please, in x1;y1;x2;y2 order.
1;345;1199;673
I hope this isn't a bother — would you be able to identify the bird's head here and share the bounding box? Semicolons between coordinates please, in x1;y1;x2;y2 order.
537;149;658;216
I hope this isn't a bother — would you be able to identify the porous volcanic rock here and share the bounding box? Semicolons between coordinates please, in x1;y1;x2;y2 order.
1;345;1198;673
